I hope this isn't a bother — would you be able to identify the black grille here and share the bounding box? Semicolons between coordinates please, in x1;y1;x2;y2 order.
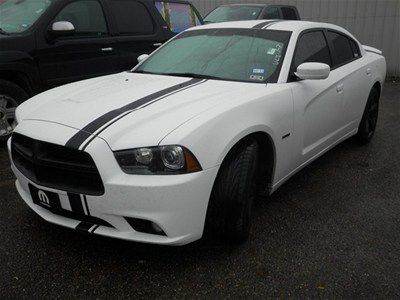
11;133;104;196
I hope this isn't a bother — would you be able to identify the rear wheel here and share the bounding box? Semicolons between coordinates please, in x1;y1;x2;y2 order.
0;80;28;142
356;87;380;144
205;140;260;244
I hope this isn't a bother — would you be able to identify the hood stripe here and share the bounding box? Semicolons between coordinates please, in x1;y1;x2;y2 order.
65;78;204;150
80;78;207;151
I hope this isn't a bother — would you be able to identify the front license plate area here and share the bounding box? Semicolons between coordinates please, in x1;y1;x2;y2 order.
29;184;62;212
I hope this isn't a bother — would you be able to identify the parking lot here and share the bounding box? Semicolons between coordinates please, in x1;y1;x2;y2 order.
0;81;399;298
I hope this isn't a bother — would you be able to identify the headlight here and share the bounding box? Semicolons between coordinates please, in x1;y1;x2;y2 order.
114;145;202;175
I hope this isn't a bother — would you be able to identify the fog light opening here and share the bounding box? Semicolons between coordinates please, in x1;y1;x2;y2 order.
125;217;167;236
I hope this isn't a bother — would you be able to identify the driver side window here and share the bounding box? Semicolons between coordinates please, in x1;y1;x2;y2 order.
294;31;332;69
54;0;108;37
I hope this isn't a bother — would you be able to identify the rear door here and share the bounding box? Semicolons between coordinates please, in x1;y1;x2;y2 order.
326;30;365;129
36;0;119;89
108;0;165;71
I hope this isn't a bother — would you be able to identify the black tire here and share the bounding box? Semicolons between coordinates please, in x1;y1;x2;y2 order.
205;140;260;244
356;87;380;145
0;79;28;143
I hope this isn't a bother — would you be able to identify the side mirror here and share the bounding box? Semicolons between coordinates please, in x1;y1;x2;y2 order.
49;21;75;37
295;62;330;80
137;54;149;64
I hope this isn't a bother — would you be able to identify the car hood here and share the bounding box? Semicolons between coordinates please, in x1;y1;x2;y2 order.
17;72;270;150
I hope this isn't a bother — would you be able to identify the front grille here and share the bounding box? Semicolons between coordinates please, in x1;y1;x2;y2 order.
11;133;104;196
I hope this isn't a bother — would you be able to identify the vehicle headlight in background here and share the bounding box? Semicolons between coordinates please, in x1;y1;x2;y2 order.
114;145;202;175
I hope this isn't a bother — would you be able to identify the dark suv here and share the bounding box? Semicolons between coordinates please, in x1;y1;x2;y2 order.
204;4;300;24
0;0;202;141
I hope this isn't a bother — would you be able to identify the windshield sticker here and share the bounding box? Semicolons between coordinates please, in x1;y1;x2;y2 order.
250;75;265;81
267;48;277;55
252;68;265;74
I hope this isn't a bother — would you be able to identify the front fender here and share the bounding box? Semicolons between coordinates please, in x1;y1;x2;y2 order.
160;86;294;186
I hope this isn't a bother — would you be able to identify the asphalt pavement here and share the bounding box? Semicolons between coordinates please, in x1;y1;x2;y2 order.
0;82;399;298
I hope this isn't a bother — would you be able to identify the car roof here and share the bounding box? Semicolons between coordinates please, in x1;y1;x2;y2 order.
188;20;356;39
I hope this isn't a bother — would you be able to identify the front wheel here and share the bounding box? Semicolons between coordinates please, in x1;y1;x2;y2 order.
205;140;260;244
356;87;380;145
0;80;28;143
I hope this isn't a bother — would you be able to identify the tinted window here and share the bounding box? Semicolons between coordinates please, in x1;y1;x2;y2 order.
350;39;361;58
155;2;200;33
327;31;356;66
54;0;107;36
281;7;297;20
204;6;262;23
294;31;331;69
136;29;291;83
262;7;280;19
109;0;154;35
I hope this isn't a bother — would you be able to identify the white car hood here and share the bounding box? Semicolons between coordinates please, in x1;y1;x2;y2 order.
17;72;270;150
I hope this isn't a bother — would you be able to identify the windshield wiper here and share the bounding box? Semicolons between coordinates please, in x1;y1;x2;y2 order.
164;72;223;80
0;28;9;35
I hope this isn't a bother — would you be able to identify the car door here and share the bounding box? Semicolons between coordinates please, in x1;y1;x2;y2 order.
289;30;346;164
36;0;120;89
326;30;366;130
107;0;166;72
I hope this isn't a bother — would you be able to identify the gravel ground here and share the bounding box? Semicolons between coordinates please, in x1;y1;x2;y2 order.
0;82;399;298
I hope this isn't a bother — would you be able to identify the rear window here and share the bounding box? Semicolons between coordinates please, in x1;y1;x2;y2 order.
109;0;154;35
155;2;201;33
204;6;262;23
327;31;358;67
281;7;298;20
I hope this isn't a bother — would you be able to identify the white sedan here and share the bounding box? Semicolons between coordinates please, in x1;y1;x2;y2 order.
8;20;386;245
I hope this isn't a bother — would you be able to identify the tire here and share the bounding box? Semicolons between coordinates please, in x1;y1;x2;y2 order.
0;79;28;143
356;87;380;145
205;140;260;244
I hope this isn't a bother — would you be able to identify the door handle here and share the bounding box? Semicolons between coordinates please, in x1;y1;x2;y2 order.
153;43;163;47
101;47;113;52
336;83;344;93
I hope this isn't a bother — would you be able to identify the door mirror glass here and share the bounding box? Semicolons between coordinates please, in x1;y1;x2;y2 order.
50;21;75;37
295;62;330;80
137;54;149;64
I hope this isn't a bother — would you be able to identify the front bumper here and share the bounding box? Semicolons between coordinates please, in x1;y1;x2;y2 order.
8;121;219;245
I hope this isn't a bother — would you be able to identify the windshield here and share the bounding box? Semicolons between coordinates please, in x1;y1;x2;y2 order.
135;28;291;84
204;6;262;23
0;0;53;33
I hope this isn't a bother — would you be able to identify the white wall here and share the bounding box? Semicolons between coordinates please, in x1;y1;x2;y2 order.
191;0;400;77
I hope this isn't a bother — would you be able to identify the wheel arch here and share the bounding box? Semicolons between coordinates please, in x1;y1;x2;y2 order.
372;81;381;96
0;70;33;96
216;129;277;194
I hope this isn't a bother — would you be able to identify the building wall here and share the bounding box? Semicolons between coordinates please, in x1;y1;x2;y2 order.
191;0;400;77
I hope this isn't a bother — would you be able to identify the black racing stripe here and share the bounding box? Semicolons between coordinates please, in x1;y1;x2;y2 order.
76;221;94;232
264;20;285;28
80;78;207;150
252;20;277;29
90;225;100;234
82;195;90;216
65;78;203;150
68;193;84;214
